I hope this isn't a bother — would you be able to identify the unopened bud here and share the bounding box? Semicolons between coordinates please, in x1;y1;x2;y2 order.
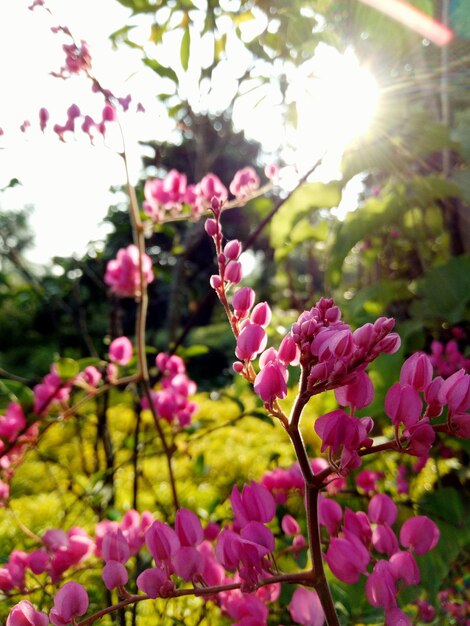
204;218;218;237
250;302;272;327
210;275;222;289
233;361;244;373
211;196;221;214
224;261;242;284
224;239;242;260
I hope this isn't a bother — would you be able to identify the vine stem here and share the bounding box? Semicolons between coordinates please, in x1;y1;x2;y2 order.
119;135;179;512
76;571;316;626
286;366;340;626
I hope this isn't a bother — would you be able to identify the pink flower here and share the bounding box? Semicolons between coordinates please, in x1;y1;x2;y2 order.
278;334;300;365
109;336;133;366
136;567;174;598
224;239;242;260
102;528;130;563
400;353;433;391
356;469;384;494
371;523;399;556
230;481;276;528
402;420;435;456
102;560;128;590
253;357;288;404
368;494;397;526
232;287;255;317
385;608;412;625
39;108;49;132
198;174;228;205
315;410;373;456
281;514;300;536
225;260;243;283
7;601;48;626
366;560;397;609
104;245;154;298
0;403;26;441
389;551;420;586
325;533;370;584
250;302;272;327
318;497;342;536
289;587;325;626
450;412;470;438
145;521;180;568
175;508;203;547
235;324;267;361
385;383;422;428
343;508;371;545
173;546;204;582
438;369;470;415
229;167;260;199
102;103;117;122
49;581;89;626
335;371;374;410
399;516;439;555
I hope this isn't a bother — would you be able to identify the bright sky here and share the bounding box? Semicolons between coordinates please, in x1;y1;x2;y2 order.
0;0;380;266
0;0;173;265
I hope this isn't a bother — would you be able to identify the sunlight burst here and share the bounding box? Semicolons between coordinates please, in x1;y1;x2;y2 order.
289;45;380;173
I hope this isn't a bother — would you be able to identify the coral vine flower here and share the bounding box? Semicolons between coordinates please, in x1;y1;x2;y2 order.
315;410;373;456
49;581;89;625
230;481;276;529
104;244;154;298
7;601;48;626
289;587;325;626
325;533;370;584
109;336;133;366
399;516;440;555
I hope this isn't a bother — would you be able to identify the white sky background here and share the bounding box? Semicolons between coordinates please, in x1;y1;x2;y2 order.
0;0;171;265
0;0;379;266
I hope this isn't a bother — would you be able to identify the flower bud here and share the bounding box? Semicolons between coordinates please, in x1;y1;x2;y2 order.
250;302;271;327
224;239;242;260
210;275;222;289
232;287;255;316
224;261;242;284
204;218;219;237
102;560;128;590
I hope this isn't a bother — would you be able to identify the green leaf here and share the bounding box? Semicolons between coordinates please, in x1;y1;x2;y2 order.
247;410;275;427
411;255;470;324
180;26;190;71
344;280;412;327
328;192;402;287
55;357;80;380
143;58;178;83
220;392;245;413
194;453;208;476
270;182;341;250
176;345;209;359
76;357;105;369
0;380;34;411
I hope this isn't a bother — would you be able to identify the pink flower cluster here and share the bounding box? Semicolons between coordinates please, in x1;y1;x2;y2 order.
104;244;154;298
321;492;439;624
141;353;197;427
33;365;72;415
291;298;401;395
143;166;260;223
217;482;276;589
53;39;92;77
429;337;470;378
386;352;470;455
260;458;346;504
0;527;93;593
